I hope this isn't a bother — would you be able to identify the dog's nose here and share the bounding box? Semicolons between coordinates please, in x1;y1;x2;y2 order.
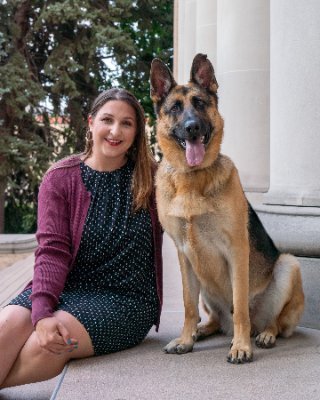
184;120;200;140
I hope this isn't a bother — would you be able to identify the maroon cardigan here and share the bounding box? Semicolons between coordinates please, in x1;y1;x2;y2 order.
25;155;163;330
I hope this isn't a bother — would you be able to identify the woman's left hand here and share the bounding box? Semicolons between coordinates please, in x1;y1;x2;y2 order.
35;316;78;354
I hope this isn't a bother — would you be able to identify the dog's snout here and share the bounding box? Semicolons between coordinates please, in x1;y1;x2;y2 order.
184;120;200;140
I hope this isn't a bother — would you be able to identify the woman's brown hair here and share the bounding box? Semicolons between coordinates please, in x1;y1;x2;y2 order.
83;88;155;211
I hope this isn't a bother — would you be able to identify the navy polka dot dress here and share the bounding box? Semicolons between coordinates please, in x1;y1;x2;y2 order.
9;160;159;355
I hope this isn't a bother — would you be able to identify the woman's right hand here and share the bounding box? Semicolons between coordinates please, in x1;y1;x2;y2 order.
35;316;78;354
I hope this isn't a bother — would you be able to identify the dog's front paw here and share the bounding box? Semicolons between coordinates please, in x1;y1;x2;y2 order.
163;338;194;354
227;342;253;364
255;331;276;348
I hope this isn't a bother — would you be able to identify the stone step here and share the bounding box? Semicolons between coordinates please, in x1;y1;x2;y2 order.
0;234;37;254
0;255;34;308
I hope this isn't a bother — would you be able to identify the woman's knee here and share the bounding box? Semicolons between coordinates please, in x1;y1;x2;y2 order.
1;331;69;388
0;305;33;335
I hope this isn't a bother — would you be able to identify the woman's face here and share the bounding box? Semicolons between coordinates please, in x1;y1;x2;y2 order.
88;100;137;170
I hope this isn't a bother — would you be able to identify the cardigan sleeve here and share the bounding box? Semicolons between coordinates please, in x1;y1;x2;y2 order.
30;172;73;326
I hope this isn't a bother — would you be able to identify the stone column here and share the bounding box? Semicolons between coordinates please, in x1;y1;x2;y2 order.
174;0;217;83
255;1;320;330
195;0;217;62
264;0;320;206
174;0;197;83
217;0;270;192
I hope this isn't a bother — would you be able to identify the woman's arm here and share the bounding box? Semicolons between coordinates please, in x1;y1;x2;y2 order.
30;172;73;326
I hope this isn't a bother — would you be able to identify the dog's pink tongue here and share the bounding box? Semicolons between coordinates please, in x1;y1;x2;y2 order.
185;138;205;167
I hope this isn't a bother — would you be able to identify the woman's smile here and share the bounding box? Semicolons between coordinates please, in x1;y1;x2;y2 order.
105;138;122;146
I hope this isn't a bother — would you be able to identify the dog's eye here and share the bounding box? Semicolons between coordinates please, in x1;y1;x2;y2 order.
193;97;206;110
170;102;182;114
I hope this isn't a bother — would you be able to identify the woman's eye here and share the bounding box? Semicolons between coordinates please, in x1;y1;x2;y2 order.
102;118;112;124
123;121;132;126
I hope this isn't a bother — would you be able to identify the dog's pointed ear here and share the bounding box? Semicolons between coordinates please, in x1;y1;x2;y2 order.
150;58;177;103
190;53;218;92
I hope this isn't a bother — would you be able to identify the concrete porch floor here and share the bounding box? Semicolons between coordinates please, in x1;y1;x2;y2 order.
1;234;320;400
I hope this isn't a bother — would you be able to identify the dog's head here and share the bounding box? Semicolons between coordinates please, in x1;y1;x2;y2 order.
150;54;224;170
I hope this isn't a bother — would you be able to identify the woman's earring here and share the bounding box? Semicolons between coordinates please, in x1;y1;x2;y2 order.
86;129;93;146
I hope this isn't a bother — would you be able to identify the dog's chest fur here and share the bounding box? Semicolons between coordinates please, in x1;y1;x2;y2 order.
155;156;241;299
155;154;237;229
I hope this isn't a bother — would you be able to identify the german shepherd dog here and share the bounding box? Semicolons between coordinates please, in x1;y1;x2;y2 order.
150;54;304;363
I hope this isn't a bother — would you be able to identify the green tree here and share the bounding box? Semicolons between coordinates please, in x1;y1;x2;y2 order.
0;0;173;233
117;0;173;160
117;0;173;117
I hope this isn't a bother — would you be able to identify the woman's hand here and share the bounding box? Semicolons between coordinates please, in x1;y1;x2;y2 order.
35;317;78;355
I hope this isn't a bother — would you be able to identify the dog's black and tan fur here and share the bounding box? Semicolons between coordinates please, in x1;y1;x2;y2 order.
150;54;304;363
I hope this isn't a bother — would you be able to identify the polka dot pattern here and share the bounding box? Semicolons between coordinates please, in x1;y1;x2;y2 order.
9;160;159;355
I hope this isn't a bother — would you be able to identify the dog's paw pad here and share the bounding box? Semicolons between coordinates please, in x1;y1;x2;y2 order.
227;344;253;364
163;339;194;354
227;350;253;364
255;332;276;349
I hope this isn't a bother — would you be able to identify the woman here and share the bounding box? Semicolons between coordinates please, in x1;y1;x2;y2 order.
0;88;163;388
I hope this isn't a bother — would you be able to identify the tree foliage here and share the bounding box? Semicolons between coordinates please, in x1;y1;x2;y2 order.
0;0;173;232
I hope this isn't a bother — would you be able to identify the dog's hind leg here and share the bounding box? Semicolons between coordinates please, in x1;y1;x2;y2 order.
255;254;304;348
195;296;221;341
196;316;221;341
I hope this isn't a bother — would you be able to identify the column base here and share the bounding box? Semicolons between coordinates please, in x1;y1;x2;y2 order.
246;192;320;257
263;188;320;207
298;256;320;330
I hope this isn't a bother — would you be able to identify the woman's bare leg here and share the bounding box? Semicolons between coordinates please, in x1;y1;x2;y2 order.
1;310;94;388
0;305;33;384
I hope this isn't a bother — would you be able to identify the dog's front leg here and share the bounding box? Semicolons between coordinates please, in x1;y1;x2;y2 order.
163;250;200;354
228;246;253;364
